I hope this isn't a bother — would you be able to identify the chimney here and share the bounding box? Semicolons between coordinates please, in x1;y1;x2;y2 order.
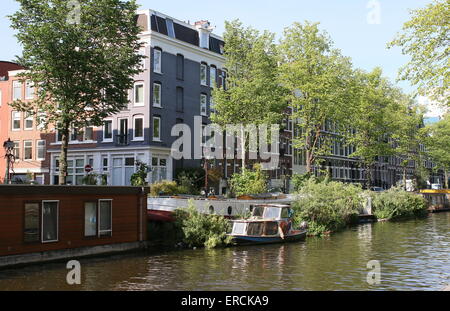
195;20;214;49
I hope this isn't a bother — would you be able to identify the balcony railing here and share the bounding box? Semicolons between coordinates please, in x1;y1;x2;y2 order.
116;134;129;146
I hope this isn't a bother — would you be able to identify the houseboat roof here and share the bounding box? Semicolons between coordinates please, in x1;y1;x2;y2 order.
0;185;149;196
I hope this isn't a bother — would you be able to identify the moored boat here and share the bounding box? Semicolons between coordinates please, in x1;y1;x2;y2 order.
227;204;307;246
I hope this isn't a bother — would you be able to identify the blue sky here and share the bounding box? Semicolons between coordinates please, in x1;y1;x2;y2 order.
0;0;432;94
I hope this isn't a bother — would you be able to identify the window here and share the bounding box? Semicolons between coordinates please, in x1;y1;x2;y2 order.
247;222;263;236
134;83;144;106
24;141;32;160
232;222;247;235
210;66;216;88
25;112;33;130
103;120;113;141
139;47;146;69
200;94;207;116
151;156;167;183
153;116;161;141
210;96;215;114
176;54;184;80
24;203;40;242
133;115;144;140
99;200;112;237
176;87;184;112
118;118;128;145
13;80;22;100
37;112;46;130
166;19;175;38
84;202;97;237
36;140;46;160
153;48;162;73
200;63;208;86
42;201;58;243
264;222;279;236
153;83;161;107
13;141;19;159
25;80;34;99
12;111;21;130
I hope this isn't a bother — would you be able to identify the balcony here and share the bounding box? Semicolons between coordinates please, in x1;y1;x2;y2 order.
115;134;129;146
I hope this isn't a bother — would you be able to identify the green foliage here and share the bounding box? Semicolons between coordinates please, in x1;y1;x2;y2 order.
82;173;98;185
422;114;450;188
292;178;363;236
9;0;144;184
211;19;288;168
371;187;428;220
388;0;449;106
130;161;149;187
291;173;313;192
150;180;182;197
173;201;232;249
175;168;204;194
229;164;268;197
278;21;356;173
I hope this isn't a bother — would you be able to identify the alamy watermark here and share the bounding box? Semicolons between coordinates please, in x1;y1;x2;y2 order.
67;0;81;25
366;260;381;285
366;0;381;25
66;260;81;285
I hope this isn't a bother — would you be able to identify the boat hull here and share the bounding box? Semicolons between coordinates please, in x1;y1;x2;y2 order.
230;230;307;246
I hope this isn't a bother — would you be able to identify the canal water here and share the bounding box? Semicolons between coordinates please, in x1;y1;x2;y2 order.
0;213;449;291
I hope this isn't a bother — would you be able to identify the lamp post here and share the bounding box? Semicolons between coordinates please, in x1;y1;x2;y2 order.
3;138;15;184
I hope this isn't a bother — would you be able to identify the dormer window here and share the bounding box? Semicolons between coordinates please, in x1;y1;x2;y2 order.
195;20;213;49
166;19;175;38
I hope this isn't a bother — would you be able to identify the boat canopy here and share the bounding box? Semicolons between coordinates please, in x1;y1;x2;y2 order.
252;205;291;220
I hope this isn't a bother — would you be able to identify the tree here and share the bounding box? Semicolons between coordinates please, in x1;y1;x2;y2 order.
229;164;268;197
345;68;400;188
388;0;449;107
211;20;287;170
390;98;426;190
278;21;356;174
9;0;144;184
422;114;450;188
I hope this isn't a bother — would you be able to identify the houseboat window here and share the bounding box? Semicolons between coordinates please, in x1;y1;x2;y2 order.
42;201;58;242
232;222;246;235
84;202;97;237
24;203;40;242
252;206;264;217
209;206;215;214
281;208;289;218
99;200;112;237
264;207;280;219
264;222;279;236
247;222;263;236
227;206;233;216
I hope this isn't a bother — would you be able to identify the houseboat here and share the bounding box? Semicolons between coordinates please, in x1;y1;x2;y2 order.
227;204;307;245
420;189;450;213
147;193;296;222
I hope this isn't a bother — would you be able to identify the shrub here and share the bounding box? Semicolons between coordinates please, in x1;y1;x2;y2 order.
131;161;150;186
292;178;363;236
229;164;268;197
150;180;182;197
371;187;428;220
173;200;232;249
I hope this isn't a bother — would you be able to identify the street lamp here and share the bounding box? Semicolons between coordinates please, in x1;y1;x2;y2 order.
3;138;15;184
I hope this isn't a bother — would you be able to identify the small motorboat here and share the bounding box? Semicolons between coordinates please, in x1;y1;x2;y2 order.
227;204;307;246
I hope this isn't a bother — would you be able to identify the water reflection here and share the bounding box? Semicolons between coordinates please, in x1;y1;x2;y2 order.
0;213;449;291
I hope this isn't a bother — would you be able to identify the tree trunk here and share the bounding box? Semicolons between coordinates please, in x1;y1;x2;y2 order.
241;127;246;171
365;163;373;189
305;132;312;174
444;169;449;189
58;125;70;185
403;166;407;191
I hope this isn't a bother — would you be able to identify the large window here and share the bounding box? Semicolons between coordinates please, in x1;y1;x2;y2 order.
176;87;184;112
36;140;46;160
25;80;34;99
153;48;162;73
153;82;161;107
24;140;32;160
210;66;217;88
13;141;19;159
200;94;207;116
13;80;22;100
99;200;112;237
153;116;161;141
151;156;167;183
12;111;21;130
42;201;58;243
200;63;208;86
24;203;40;243
103;120;113;141
134;83;144;106
133;115;144;140
24;112;34;130
176;54;184;80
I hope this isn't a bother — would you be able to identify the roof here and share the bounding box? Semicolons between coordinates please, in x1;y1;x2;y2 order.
0;61;24;81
